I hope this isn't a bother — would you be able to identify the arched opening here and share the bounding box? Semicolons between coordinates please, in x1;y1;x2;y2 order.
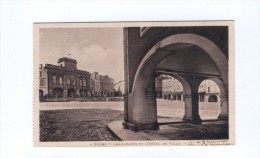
155;74;185;123
125;33;228;130
39;89;43;98
67;88;76;97
80;89;87;98
53;88;63;98
208;95;218;102
198;79;221;120
132;34;228;94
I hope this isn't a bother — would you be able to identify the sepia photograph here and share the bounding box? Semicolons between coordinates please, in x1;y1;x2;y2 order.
2;0;260;157
34;22;234;146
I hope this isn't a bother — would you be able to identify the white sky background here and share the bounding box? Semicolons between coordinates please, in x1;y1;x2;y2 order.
39;27;124;88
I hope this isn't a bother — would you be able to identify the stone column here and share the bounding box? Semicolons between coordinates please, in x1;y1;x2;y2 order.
218;95;228;120
63;89;67;98
183;94;192;121
123;76;159;131
76;90;80;97
182;76;203;124
76;78;79;97
183;93;202;124
143;76;159;129
191;93;202;123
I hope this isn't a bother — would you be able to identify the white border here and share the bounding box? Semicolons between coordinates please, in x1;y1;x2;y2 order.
1;0;259;158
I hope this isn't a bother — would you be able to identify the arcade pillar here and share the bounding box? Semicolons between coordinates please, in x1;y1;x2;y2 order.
182;76;203;124
218;95;228;120
183;93;202;124
123;76;159;131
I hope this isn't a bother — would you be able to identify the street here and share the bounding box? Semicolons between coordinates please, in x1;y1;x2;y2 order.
40;100;220;120
39;100;221;141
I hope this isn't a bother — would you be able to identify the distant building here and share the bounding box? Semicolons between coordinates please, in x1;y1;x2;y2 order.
44;57;91;98
39;64;48;97
90;78;95;97
100;75;114;97
41;57;116;99
161;75;183;101
156;75;220;103
199;80;220;102
91;72;101;97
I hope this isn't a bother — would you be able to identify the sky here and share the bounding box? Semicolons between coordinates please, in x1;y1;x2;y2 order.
39;27;124;90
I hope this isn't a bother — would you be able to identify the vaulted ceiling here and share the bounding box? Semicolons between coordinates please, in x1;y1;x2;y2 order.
155;45;221;77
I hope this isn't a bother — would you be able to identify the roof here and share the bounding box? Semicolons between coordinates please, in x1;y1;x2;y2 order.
44;64;89;75
58;57;77;63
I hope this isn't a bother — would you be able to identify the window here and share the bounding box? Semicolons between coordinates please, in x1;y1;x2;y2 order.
208;87;210;92
40;71;43;77
79;79;83;86
53;76;57;84
59;77;63;84
208;95;218;102
71;78;75;85
200;95;204;102
67;78;71;85
83;79;86;86
40;79;44;86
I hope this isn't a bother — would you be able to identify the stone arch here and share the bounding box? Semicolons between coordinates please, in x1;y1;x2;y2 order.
206;78;227;96
132;34;228;94
155;73;192;96
126;33;228;130
206;78;228;120
155;73;194;122
53;87;63;98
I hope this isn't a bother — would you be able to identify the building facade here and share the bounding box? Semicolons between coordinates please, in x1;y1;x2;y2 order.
100;75;114;97
199;80;220;102
156;75;220;103
39;65;48;97
40;57;116;99
161;75;183;101
44;57;91;98
90;72;101;97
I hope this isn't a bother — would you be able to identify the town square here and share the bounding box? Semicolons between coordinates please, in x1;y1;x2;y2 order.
35;22;232;144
